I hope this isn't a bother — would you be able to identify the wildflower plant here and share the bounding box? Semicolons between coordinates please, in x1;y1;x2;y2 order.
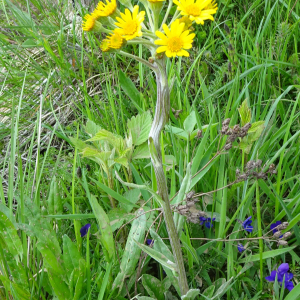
82;0;218;295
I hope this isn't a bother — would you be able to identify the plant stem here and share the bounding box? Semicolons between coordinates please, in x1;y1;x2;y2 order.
148;59;189;295
256;180;264;291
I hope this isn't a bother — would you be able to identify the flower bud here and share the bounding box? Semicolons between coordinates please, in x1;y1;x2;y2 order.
233;124;240;133
282;232;292;239
277;240;288;246
196;130;203;139
273;231;282;238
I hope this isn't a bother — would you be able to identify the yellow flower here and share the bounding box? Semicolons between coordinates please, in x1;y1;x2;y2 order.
82;13;103;31
100;39;111;52
108;32;124;49
94;0;117;17
154;19;195;57
115;5;145;40
82;14;96;31
173;0;218;25
179;16;193;30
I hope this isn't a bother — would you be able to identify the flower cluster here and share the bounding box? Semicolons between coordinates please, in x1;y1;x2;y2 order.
82;0;218;57
265;263;294;291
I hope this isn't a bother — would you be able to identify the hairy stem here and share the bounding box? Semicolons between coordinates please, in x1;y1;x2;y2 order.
148;60;189;295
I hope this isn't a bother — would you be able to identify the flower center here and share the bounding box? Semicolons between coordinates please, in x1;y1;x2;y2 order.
167;37;183;52
123;20;138;35
186;4;202;16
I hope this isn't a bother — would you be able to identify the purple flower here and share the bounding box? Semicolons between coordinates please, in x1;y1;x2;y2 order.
265;263;294;291
237;244;245;252
270;221;283;238
242;216;253;233
80;223;91;237
146;239;153;245
200;217;216;229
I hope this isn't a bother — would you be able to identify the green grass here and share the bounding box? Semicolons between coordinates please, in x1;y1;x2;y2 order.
0;0;300;299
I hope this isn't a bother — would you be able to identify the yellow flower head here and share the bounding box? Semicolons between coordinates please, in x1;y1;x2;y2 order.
173;0;218;25
115;5;145;40
94;0;117;17
154;19;195;57
108;32;124;49
82;14;96;31
179;16;193;30
100;39;111;52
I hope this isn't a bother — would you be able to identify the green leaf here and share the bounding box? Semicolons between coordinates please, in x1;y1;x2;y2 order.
108;208;129;232
0;211;23;261
87;129;124;151
238;246;296;263
150;230;180;295
199;286;215;300
181;289;200;300
183;111;197;133
211;277;234;299
247;121;265;142
73;258;86;300
142;274;164;300
133;239;177;272
238;100;251;126
84;119;102;136
132;142;150;159
136;297;156;300
48;270;71;300
112;208;147;293
63;235;82;278
119;70;144;113
90;178;139;208
127;111;152;146
121;189;141;213
69;137;87;151
89;195;115;261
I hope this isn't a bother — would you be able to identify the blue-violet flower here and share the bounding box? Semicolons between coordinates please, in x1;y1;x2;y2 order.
265;263;294;291
242;216;253;233
80;223;91;237
200;216;216;229
237;244;245;252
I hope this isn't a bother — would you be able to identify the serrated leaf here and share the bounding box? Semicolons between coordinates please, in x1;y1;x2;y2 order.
181;289;200;300
127;112;152;146
84;119;101;136
112;208;146;293
238;100;251;126
69;137;87;151
87;129;124;152
132;142;150;159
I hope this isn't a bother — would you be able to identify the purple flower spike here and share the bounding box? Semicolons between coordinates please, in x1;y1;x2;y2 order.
242;216;253;233
265;263;294;292
199;217;216;228
237;244;245;252
80;223;91;237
